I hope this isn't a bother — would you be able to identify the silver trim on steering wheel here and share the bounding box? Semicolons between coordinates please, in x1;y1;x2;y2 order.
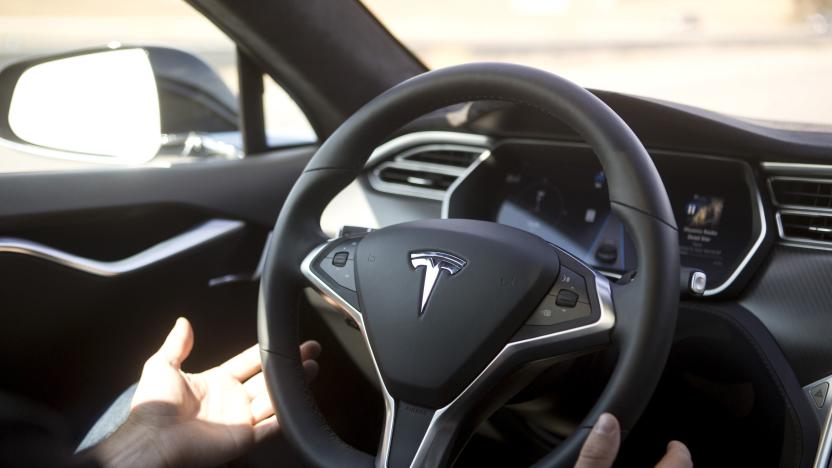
300;241;397;465
301;239;615;468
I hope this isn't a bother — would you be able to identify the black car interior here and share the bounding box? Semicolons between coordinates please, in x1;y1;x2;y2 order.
1;1;831;467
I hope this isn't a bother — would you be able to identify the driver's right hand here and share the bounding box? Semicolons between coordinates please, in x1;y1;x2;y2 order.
575;413;693;468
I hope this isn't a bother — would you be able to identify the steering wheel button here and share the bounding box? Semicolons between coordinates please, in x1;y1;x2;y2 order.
595;243;618;264
550;266;589;304
527;296;591;325
810;382;829;408
319;257;356;291
325;238;359;259
555;289;579;308
332;251;349;267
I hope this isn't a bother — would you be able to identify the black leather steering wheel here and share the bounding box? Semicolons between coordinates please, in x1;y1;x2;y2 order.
259;63;680;468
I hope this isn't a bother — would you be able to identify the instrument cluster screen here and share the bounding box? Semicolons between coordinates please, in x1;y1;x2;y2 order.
447;141;758;290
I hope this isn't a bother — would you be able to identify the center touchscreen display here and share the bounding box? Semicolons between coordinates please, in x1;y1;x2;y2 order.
681;194;726;261
655;157;755;287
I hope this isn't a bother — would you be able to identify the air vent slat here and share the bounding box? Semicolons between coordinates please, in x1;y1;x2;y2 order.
404;149;480;167
378;167;457;191
769;177;832;246
779;212;832;244
778;191;832;199
771;178;832;209
369;143;486;200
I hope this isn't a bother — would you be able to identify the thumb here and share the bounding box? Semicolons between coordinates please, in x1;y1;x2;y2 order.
155;317;194;368
575;413;621;468
655;441;693;468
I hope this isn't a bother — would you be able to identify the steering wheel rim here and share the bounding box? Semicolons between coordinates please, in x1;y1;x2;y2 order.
259;63;680;468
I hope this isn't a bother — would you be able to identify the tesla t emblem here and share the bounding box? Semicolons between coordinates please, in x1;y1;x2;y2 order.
409;251;466;316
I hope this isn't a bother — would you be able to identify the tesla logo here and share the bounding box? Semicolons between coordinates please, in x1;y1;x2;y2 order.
409;251;466;316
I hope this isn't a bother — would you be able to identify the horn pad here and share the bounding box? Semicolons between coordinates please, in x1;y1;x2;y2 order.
355;218;559;408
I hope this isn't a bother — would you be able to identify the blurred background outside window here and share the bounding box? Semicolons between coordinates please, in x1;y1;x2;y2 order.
0;0;830;173
364;0;832;126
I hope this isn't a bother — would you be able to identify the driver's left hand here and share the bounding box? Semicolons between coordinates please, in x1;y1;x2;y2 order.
90;317;321;468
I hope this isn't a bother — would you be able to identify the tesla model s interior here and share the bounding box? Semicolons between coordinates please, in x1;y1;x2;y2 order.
1;1;832;467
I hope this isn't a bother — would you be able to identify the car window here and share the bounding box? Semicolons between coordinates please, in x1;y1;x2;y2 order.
363;0;832;127
0;0;316;173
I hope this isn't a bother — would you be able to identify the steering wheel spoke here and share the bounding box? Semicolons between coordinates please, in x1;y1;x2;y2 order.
379;401;441;468
301;235;365;317
302;233;616;468
508;245;615;355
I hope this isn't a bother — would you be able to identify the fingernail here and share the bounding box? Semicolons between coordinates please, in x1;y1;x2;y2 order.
594;413;616;434
668;440;689;454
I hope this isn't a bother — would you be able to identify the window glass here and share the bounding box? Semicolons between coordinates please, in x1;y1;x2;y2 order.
264;76;317;147
363;0;832;126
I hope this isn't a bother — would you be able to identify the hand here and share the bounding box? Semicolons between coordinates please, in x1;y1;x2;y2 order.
91;317;321;468
575;413;692;468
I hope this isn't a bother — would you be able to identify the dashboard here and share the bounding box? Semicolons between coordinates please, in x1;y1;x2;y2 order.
316;96;832;467
317;98;832;388
443;140;764;295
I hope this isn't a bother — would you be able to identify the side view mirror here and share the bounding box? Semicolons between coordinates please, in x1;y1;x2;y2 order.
0;46;239;165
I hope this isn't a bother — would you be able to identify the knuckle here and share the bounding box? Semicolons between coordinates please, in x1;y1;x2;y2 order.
580;439;613;461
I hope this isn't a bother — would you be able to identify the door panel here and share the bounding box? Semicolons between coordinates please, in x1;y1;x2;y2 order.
0;146;313;225
0;146;314;440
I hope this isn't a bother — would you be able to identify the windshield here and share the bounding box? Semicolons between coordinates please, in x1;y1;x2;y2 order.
363;0;832;126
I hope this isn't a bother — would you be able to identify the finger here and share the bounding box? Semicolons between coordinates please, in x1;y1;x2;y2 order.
244;373;267;401
220;344;261;381
655;441;693;468
303;359;320;383
575;413;621;468
154;317;194;368
300;340;322;361
250;394;275;424
253;415;280;444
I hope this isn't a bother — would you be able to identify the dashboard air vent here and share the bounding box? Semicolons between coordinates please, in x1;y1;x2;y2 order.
403;148;480;168
778;212;832;244
368;143;486;200
377;166;457;191
770;178;832;210
769;176;832;247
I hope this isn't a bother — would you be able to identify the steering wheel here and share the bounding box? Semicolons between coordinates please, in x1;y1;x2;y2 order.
259;63;680;468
